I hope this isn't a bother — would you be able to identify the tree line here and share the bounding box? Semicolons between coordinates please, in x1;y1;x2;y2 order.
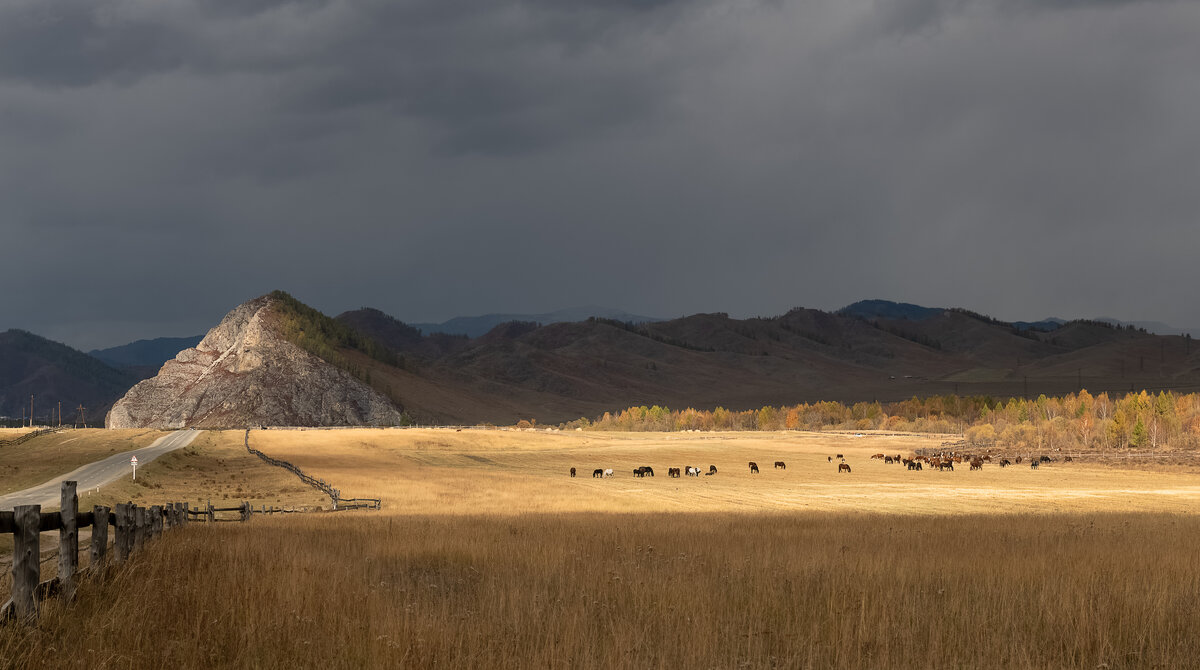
563;390;1200;451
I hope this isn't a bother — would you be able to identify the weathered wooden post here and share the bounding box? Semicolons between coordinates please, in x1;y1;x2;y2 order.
149;505;162;538
240;501;249;522
182;502;189;526
12;505;41;622
133;506;146;551
114;503;131;563
59;481;79;601
91;505;110;569
207;499;214;523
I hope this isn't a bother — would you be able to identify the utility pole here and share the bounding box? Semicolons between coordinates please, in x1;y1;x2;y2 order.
29;394;34;428
76;405;86;429
58;402;62;427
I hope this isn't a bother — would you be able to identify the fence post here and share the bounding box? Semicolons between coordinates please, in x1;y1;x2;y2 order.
182;502;189;526
59;481;79;601
240;502;249;522
150;505;162;538
133;506;146;551
91;505;110;569
114;503;131;563
208;500;214;523
12;505;40;622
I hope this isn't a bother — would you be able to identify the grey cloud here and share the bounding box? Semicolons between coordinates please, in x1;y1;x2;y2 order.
2;0;1200;349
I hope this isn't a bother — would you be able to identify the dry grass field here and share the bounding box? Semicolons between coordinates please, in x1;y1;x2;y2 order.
5;428;1200;668
249;428;1200;515
0;429;165;496
3;512;1200;669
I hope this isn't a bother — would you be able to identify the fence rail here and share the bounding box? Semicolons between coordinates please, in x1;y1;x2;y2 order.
0;427;64;448
1;481;196;623
243;430;380;511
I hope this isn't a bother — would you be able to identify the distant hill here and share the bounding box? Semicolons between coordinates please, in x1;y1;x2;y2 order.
0;330;137;424
90;336;203;379
106;293;406;429
341;301;1200;425
410;306;662;338
838;299;944;321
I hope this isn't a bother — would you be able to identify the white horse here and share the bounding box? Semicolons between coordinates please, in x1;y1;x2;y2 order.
686;466;699;477
604;468;614;478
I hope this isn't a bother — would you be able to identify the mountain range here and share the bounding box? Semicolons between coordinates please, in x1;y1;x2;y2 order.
6;297;1200;426
408;306;662;338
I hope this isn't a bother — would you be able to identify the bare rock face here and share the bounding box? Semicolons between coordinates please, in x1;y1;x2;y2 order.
106;295;405;429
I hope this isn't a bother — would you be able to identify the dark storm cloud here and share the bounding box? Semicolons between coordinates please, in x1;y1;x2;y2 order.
2;0;1200;349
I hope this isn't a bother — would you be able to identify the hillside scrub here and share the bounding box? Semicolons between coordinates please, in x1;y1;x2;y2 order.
575;390;1200;451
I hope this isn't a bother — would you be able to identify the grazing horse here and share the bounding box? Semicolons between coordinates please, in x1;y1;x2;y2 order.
906;460;918;470
709;465;718;475
604;468;614;478
592;468;604;478
686;466;700;477
884;456;893;464
668;467;681;478
634;467;645;478
1015;456;1023;464
836;454;844;459
838;463;851;473
1030;461;1039;469
642;466;655;477
969;458;983;471
749;461;760;473
1064;456;1073;462
774;461;786;470
999;459;1011;467
871;453;885;460
570;467;576;477
1039;455;1051;463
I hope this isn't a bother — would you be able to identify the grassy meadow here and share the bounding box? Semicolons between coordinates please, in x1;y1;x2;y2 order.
4;427;1200;668
3;512;1200;669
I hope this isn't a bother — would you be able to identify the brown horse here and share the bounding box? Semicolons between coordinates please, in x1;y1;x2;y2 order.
668;467;681;478
592;468;604;478
969;457;983;471
838;463;851;473
774;461;786;470
709;465;718;475
641;466;655;477
749;462;760;473
570;467;576;477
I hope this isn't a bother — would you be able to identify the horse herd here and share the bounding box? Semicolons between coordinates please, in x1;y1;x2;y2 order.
568;451;1069;478
570;459;849;478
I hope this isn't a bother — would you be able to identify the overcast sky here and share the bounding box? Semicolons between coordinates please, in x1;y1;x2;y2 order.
3;0;1199;350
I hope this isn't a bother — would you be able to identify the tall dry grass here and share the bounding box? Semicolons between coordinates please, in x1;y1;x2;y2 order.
3;512;1199;669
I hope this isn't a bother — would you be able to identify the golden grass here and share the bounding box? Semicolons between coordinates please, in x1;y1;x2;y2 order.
6;428;1200;668
0;429;166;496
248;428;1200;514
0;428;37;440
76;430;329;512
3;512;1200;669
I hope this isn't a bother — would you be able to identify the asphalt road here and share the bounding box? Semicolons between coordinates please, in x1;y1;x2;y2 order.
0;429;200;511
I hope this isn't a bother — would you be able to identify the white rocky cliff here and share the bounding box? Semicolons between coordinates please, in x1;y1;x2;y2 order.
106;295;405;428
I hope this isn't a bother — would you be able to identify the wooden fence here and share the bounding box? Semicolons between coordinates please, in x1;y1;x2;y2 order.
0;428;64;449
1;480;241;623
243;430;380;511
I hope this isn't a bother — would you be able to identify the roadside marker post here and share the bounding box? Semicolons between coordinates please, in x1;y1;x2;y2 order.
131;455;138;480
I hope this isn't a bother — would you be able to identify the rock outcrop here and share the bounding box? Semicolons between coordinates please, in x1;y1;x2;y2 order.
106;295;405;429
